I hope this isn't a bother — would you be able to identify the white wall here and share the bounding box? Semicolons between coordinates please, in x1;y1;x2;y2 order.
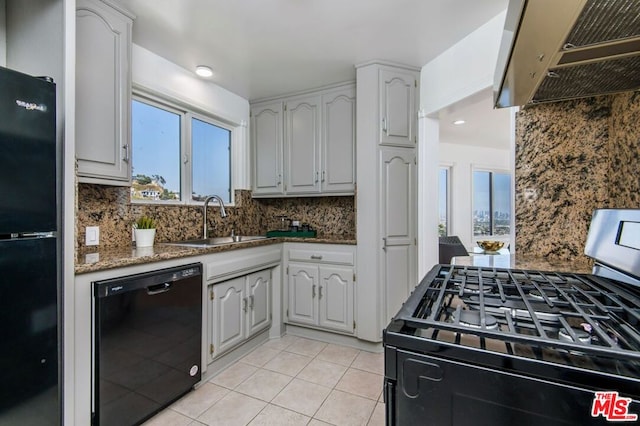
6;0;64;81
131;44;251;189
420;11;506;116
417;9;508;275
440;142;510;251
0;0;6;66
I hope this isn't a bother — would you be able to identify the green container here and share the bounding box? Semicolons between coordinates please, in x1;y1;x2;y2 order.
266;230;317;238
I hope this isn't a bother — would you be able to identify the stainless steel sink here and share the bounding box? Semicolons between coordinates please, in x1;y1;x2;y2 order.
165;235;268;247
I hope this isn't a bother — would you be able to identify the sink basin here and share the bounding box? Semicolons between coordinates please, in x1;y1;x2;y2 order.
165;235;268;247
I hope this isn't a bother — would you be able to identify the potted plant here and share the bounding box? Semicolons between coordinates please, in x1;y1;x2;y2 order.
133;215;156;248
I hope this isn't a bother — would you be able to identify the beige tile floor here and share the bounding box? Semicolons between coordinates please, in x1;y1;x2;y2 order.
143;335;385;426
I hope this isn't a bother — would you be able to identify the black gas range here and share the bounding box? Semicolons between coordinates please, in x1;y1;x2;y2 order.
384;209;640;425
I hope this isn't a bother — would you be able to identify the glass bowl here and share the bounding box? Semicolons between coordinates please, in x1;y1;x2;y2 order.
477;240;505;253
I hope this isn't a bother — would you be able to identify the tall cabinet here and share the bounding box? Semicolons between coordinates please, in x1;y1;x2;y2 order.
356;62;419;342
76;0;134;185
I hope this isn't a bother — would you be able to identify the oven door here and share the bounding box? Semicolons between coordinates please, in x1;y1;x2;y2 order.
386;349;638;426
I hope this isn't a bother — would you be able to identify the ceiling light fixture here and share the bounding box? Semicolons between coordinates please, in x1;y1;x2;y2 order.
195;65;213;78
453;119;466;125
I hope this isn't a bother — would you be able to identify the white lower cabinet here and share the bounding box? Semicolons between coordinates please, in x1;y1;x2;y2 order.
208;269;272;362
285;244;355;335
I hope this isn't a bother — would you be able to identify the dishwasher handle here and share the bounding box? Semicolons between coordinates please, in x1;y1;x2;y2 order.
147;282;172;295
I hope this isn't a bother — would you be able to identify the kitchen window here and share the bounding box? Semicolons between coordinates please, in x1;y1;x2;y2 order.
472;170;511;237
131;94;233;204
438;166;451;237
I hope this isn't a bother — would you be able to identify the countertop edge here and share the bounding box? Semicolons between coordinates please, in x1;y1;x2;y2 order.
75;237;356;275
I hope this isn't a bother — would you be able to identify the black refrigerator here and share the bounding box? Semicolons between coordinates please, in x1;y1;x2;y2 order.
0;66;60;425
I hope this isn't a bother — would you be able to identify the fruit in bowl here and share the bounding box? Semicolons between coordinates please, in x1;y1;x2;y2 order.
477;240;505;253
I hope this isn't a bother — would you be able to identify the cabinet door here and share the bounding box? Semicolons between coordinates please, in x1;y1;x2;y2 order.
318;266;354;334
379;69;416;147
287;264;319;326
322;87;356;194
285;95;321;194
380;147;416;323
245;269;271;337
212;277;246;357
76;0;132;184
252;101;284;195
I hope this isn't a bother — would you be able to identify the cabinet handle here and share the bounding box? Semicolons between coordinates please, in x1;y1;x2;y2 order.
243;297;248;312
315;172;319;183
382;237;387;252
312;284;316;298
249;295;254;310
321;171;325;182
382;117;388;133
319;286;323;300
277;174;282;185
310;255;323;260
122;144;129;163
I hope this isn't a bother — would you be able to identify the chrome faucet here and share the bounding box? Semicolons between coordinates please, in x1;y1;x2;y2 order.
203;195;227;238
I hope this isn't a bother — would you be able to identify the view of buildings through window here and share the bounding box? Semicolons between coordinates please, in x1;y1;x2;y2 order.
131;98;232;204
473;170;511;236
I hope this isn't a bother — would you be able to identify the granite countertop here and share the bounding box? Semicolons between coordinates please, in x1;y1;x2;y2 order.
451;254;593;274
75;236;356;274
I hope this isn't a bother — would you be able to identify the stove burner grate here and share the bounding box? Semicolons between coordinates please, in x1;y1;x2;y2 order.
452;309;499;330
400;265;640;362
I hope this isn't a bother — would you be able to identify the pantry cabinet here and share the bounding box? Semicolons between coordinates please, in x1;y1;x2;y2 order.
356;61;419;342
76;0;134;185
251;83;355;197
285;244;355;335
379;68;417;147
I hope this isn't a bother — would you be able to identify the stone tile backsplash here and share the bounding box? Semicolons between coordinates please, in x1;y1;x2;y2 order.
515;91;640;263
77;186;355;249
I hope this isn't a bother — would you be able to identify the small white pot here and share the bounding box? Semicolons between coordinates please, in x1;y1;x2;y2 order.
134;228;156;248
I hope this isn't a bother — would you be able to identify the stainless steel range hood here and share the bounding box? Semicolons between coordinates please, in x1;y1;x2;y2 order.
494;0;640;108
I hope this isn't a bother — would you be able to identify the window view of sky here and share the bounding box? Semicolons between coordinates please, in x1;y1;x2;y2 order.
131;100;232;203
131;100;181;194
192;118;231;202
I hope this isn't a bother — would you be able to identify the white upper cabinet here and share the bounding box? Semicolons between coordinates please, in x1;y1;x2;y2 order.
76;0;134;185
251;83;355;197
251;101;284;196
379;69;417;147
322;86;356;193
285;95;321;194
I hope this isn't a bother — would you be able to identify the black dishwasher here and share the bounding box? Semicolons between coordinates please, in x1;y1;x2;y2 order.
93;263;202;426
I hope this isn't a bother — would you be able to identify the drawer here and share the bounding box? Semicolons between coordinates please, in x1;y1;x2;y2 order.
288;248;354;265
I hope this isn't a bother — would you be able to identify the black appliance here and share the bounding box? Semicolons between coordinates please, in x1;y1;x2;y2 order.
93;263;203;426
0;66;60;425
384;209;640;425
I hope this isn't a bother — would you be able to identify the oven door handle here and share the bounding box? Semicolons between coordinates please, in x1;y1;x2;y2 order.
385;380;395;424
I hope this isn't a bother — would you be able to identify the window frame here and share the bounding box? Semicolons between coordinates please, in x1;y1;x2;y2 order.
471;166;511;241
438;164;453;237
131;90;236;206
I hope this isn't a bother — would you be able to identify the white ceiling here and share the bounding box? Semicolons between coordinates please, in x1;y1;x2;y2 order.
439;87;513;150
115;0;508;101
